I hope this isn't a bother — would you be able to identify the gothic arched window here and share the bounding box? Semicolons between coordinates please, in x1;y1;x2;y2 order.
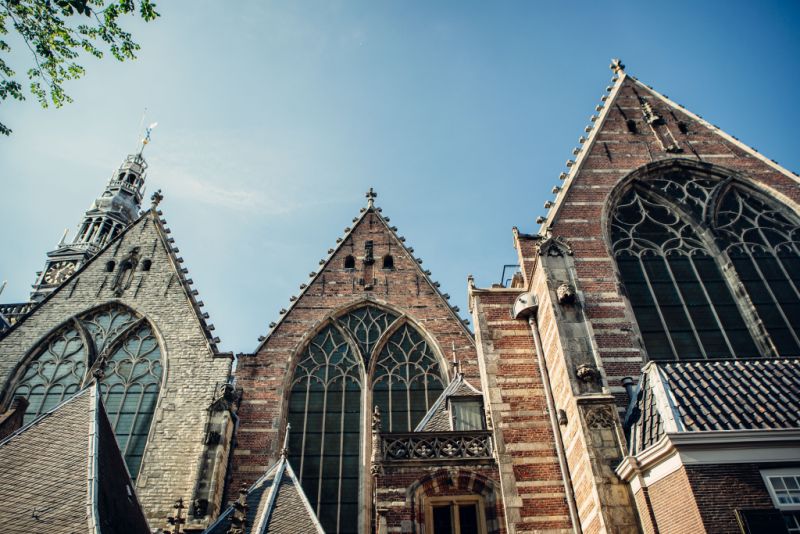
286;305;447;533
610;165;800;361
7;305;163;477
373;324;445;432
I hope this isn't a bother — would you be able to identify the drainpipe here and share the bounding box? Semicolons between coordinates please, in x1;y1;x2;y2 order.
527;315;583;534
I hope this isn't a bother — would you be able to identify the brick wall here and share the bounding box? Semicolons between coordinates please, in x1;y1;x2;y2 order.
231;206;480;529
685;464;776;534
470;287;574;533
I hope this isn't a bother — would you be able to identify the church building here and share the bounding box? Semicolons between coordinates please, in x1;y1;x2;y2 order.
0;60;798;534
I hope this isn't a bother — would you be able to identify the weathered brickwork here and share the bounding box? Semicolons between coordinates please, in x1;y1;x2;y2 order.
469;288;574;533
684;464;778;533
469;65;800;534
544;73;800;404
634;467;704;534
0;210;232;529
375;466;504;534
231;204;487;531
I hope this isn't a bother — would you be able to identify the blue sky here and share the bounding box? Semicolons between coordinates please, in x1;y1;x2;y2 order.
2;1;799;353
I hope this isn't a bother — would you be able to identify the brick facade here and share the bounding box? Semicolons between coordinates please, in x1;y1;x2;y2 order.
230;203;494;532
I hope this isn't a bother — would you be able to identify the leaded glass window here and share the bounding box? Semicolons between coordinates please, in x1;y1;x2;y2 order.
373;324;445;432
610;166;800;361
286;305;448;533
287;324;362;534
7;305;162;477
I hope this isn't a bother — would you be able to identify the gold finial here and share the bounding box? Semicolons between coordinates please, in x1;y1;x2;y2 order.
610;58;625;73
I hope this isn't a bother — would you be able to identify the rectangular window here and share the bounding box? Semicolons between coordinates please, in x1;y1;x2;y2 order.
426;497;486;534
761;468;800;534
450;399;485;431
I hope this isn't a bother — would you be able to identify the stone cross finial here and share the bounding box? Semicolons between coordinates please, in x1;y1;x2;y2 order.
610;58;625;73
151;189;164;208
166;498;186;534
365;187;377;207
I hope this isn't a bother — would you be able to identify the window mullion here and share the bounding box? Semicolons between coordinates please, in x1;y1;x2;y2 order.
687;255;737;358
638;255;680;360
316;364;330;513
663;254;708;359
744;248;800;350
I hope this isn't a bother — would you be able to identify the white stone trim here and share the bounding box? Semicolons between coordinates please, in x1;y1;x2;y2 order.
617;429;800;489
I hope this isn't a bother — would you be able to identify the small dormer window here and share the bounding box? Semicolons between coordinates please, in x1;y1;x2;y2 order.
344;255;356;269
141;259;152;271
105;261;116;272
450;398;485;431
382;255;394;270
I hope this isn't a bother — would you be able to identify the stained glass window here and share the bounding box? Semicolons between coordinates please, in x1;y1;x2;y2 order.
610;167;800;361
8;305;162;478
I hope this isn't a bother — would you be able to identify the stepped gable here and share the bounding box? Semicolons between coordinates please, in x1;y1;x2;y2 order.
205;452;324;534
231;190;479;496
0;384;150;534
0;204;233;526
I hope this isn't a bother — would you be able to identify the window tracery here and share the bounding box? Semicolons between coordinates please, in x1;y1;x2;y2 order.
337;306;398;362
286;305;447;533
610;166;800;361
7;304;162;478
373;324;445;432
287;324;362;534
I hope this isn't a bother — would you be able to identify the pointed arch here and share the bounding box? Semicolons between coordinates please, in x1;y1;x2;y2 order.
285;321;363;534
370;320;447;432
3;303;163;478
606;159;800;361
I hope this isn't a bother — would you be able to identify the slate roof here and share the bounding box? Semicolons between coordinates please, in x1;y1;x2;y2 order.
0;384;150;533
415;372;483;432
205;454;324;534
626;359;800;455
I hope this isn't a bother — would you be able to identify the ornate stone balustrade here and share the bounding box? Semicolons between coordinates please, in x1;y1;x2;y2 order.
381;431;493;462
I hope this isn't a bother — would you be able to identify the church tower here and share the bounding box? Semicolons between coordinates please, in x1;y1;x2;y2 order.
30;153;147;301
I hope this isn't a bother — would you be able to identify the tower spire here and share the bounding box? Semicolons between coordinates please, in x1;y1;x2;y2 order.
29;152;149;301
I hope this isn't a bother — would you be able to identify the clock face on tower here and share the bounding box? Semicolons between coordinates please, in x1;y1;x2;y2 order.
43;261;77;285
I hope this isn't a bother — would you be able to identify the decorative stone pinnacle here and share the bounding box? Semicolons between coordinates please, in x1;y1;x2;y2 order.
281;422;291;458
365;187;377;207
151;189;164;208
610;58;625;73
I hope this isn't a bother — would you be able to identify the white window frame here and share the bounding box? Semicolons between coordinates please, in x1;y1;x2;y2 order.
761;467;800;511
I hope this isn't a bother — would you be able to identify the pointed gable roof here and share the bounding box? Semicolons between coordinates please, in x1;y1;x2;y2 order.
0;208;223;354
0;384;150;533
204;454;324;534
541;59;800;233
415;372;483;432
255;191;472;350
